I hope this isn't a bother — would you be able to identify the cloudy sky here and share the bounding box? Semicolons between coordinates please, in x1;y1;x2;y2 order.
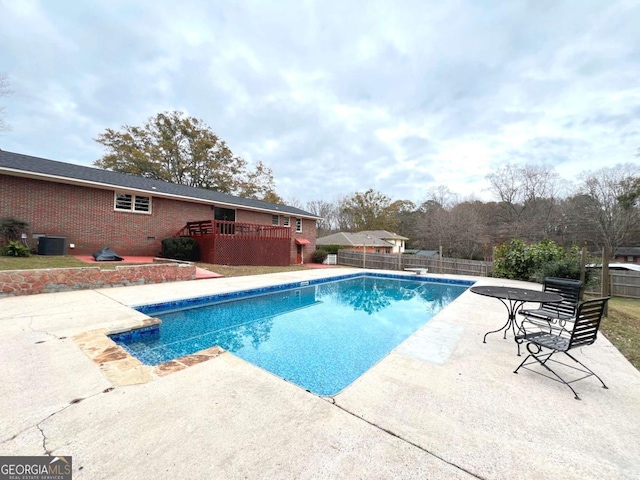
1;0;640;205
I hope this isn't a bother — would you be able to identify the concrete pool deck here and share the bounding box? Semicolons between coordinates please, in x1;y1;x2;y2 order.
1;268;639;479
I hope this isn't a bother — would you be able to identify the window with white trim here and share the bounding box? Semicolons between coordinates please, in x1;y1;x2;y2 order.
295;218;302;233
283;216;291;227
114;192;151;213
272;215;280;226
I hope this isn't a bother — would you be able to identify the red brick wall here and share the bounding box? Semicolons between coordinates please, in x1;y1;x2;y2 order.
1;175;317;263
343;246;389;253
0;175;215;255
614;255;640;264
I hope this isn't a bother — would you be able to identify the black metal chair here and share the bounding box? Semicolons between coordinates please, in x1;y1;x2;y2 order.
514;297;610;400
518;277;582;333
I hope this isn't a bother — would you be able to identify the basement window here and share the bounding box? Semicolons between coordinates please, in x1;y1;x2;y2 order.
114;193;151;214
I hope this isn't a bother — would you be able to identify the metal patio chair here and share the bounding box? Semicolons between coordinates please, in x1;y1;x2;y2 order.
518;277;582;333
514;296;610;400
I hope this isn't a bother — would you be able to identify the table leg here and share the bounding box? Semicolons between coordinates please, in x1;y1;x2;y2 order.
483;298;525;355
483;317;511;344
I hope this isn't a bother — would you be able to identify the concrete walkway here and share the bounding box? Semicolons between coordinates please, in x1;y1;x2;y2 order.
1;268;639;479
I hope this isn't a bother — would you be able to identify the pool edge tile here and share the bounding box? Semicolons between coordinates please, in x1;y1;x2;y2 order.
73;329;227;386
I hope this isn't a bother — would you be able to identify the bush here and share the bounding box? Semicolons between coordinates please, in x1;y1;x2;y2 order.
492;238;532;280
2;240;31;257
0;218;29;244
161;237;200;261
492;238;584;282
532;247;595;286
317;244;341;254
311;249;328;264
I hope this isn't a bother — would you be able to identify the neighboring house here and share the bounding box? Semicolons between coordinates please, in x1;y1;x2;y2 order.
357;230;408;254
613;247;640;265
316;231;401;254
0;150;319;265
404;249;439;257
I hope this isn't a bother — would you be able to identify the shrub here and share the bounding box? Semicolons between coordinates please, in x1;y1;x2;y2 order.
492;238;532;280
2;240;31;257
161;237;200;261
0;218;29;244
317;244;341;254
311;249;328;264
492;238;584;282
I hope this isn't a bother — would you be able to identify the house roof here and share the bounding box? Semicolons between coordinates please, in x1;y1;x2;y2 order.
404;249;439;257
0;150;319;219
615;247;640;256
316;232;393;247
357;230;409;241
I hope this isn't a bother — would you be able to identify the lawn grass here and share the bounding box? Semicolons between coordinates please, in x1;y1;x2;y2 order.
2;255;638;369
0;255;164;270
601;297;640;370
0;255;105;270
195;263;310;277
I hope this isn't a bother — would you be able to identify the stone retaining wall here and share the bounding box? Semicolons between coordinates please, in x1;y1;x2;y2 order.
0;262;196;297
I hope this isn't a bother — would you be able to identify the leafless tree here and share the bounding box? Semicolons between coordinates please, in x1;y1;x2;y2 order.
486;163;560;240
424;185;458;209
305;199;338;236
448;201;490;259
567;164;640;251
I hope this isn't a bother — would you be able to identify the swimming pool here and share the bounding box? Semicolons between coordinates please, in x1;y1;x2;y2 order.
111;273;472;395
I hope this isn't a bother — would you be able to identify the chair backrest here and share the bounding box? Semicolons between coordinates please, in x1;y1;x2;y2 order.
567;297;610;350
541;277;582;317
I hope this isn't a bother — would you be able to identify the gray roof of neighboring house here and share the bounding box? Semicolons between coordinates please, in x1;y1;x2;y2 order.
0;150;320;219
404;249;439;257
358;230;409;241
615;247;640;256
316;232;393;247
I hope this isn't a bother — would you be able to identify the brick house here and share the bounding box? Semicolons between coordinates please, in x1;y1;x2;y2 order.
316;231;408;254
613;247;640;265
0;150;319;265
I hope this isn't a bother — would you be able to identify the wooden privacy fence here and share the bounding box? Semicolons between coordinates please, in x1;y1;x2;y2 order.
585;271;640;299
337;250;640;299
337;250;492;277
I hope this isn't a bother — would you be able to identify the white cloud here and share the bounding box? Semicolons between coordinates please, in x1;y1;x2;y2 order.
1;0;639;206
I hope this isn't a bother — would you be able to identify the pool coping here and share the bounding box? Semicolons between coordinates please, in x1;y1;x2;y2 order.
73;318;226;385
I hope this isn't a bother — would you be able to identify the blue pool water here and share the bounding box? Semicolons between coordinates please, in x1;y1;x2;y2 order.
111;274;470;395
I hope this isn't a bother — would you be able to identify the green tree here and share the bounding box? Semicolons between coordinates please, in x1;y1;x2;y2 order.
388;199;417;241
618;176;640;209
340;189;397;231
94;111;280;201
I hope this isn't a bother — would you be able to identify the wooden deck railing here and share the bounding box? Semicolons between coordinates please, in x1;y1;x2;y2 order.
175;220;291;240
175;219;291;266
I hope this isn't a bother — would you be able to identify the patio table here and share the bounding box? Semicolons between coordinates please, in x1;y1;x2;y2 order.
470;285;564;355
